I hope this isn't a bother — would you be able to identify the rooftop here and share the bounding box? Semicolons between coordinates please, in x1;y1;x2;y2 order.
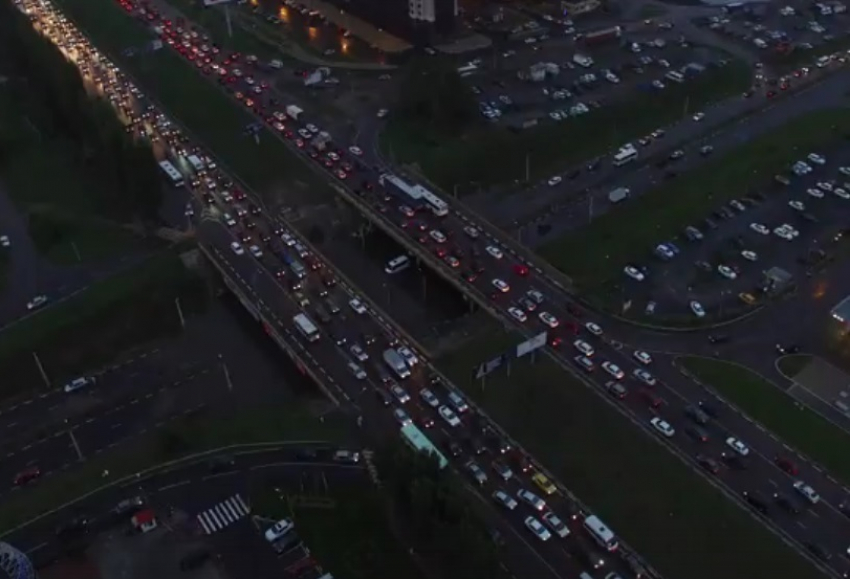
832;295;850;323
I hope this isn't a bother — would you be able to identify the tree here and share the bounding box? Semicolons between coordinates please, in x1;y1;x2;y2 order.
396;56;476;134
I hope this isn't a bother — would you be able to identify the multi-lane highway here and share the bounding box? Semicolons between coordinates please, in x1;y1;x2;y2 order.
24;0;850;576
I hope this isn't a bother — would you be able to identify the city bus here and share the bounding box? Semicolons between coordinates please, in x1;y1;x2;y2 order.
400;423;448;469
612;144;638;166
417;187;449;217
292;313;320;342
158;160;184;187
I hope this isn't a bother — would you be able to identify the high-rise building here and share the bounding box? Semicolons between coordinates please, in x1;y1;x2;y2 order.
328;0;457;44
408;0;458;35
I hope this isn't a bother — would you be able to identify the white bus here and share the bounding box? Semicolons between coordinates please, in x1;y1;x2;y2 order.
293;313;320;342
158;160;184;187
384;255;410;275
583;515;619;551
416;186;449;217
383;348;411;379
380;173;422;206
187;154;206;174
612;144;638;166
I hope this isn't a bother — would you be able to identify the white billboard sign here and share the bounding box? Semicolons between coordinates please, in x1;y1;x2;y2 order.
516;332;547;358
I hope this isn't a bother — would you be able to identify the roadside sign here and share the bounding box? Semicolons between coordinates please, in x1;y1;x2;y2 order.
474;354;505;380
516;332;547;358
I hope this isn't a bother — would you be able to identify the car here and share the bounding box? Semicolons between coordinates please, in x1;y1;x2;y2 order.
525;516;552;541
390;384;410;404
807;152;826;165
633;350;652;365
393;408;412;426
492;490;518;510
585;322;603;336
485;245;503;259
834;187;850;200
397;346;418;367
806;187;825;199
229;241;244;255
773;493;801;514
349;344;368;362
725;437;749;456
602;361;624;380
348;298;367;314
547;176;562;187
492;460;513;481
574;340;594;357
429;229;447;243
717;265;737;280
574;355;594;372
692;112;705;121
792;480;820;504
633;368;656;386
0;235;10;248
539;312;559;328
690;300;705;318
64;376;95;393
249;245;263;258
492;278;510;293
532;472;557;495
817;181;834;192
419;388;440;408
543;512;570;538
348;145;362;156
774;456;799;475
13;466;41;486
650;417;675;437
508;306;527;322
696;454;721;474
699;145;714;156
264;519;294;542
466;461;488;485
741;250;757;261
26;295;48;311
624;266;645;281
513;264;529;276
463;225;480;239
749;223;769;235
788;200;805;211
439;405;461;427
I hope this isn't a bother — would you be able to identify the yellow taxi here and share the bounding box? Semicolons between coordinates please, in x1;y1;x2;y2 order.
532;472;557;495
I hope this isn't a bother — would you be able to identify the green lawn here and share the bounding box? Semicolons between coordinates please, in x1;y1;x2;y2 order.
380;60;752;193
55;0;334;205
437;333;821;579
681;356;850;486
252;485;425;579
777;354;813;378
0;403;345;534
0;251;207;397
540;107;850;291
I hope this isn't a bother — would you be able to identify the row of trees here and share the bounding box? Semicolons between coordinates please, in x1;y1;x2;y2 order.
0;1;162;222
377;442;505;579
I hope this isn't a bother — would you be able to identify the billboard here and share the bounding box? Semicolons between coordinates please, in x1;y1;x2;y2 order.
516;332;547;358
474;355;505;379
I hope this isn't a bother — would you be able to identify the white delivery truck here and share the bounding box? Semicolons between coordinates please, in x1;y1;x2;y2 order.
311;131;332;151
286;104;303;120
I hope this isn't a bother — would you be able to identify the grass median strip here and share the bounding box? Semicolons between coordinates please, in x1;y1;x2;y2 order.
437;333;821;579
381;60;751;192
681;356;850;486
540;107;850;291
54;0;334;205
777;354;814;378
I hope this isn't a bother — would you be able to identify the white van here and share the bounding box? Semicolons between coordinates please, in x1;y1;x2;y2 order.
385;255;410;275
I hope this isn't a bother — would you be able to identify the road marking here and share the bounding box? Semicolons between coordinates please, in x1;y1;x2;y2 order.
158;480;190;491
130;398;139;405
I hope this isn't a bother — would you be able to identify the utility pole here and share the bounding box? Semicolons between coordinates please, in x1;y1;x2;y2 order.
175;297;186;329
219;354;234;392
225;5;233;38
33;352;50;387
67;420;83;460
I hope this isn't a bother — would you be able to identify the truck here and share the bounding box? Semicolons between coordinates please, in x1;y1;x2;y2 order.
608;187;630;203
311;131;332;151
581;25;622;45
186;154;205;174
285;104;303;120
383;348;411;379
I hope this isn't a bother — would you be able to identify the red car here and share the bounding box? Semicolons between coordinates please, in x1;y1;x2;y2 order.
14;466;41;486
775;456;799;475
513;264;529;276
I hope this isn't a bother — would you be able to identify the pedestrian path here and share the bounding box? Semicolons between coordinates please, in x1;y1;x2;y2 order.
196;493;250;535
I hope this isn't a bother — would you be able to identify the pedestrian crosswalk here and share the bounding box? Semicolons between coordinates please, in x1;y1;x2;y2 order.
196;494;250;535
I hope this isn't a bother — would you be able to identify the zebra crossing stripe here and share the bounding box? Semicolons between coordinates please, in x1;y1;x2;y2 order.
198;512;215;534
235;494;249;513
196;494;250;535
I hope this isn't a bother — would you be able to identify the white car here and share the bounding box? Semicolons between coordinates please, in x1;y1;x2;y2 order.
463;225;480;239
834;188;850;200
840;166;850;176
349;298;367;314
692;112;705;121
492;278;510;293
602;361;624;380
749;223;769;235
543;512;570;538
773;225;795;241
624;266;645;281
574;340;594;357
438;405;461;427
717;265;737;280
493;490;518;510
64;376;94;394
690;300;705;318
527;290;544;304
419;388;440;408
524;516;552;541
264;519;294;542
508;306;528;322
396;346;418;367
223;213;236;227
792;480;820;504
806;187;825;199
517;489;546;511
393;408;412;426
486;246;504;259
349;343;369;362
429;229;447;243
547;176;562;187
725;437;749;456
348;145;363;156
539;312;559;328
0;235;10;247
650;417;675;437
633;368;656;386
741;250;757;262
633;350;652;365
306;123;319;134
230;241;244;255
788;200;805;211
585;322;603;336
249;245;263;258
817;181;833;192
807;152;826;165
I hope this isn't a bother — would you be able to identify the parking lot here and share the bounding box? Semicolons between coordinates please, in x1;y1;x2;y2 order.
618;145;850;321
695;1;850;66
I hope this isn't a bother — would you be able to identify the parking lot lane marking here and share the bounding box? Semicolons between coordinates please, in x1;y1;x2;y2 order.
158;480;190;491
796;521;808;530
202;471;236;481
767;479;779;487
